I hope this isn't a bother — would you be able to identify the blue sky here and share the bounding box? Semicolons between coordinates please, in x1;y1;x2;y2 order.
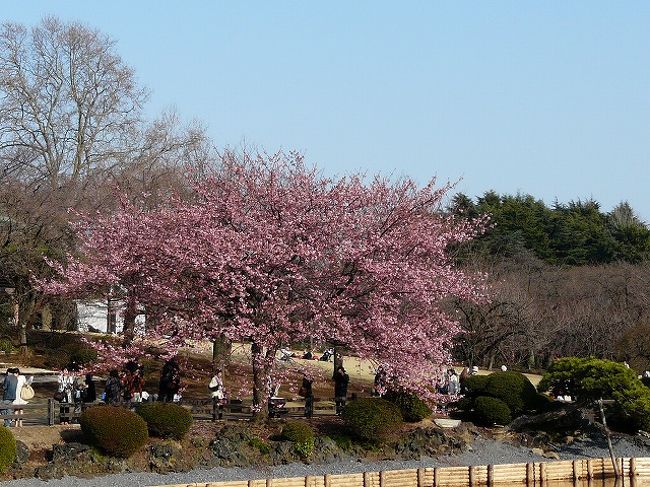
3;2;650;219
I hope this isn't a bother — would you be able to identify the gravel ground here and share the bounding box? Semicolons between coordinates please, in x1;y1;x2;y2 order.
1;436;648;487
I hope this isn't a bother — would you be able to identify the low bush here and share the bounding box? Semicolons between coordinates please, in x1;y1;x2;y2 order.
484;371;537;416
464;374;488;395
248;437;271;455
281;421;315;457
80;406;148;458
0;427;15;472
46;341;98;369
136;403;193;440
342;398;403;442
473;396;512;426
384;390;431;422
0;339;15;355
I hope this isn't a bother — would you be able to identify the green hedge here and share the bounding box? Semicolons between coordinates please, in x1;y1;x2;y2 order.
473;396;512;426
484;371;537;416
136;403;193;440
281;421;315;457
384;390;431;422
81;406;148;458
0;427;15;472
464;374;488;395
342;398;402;442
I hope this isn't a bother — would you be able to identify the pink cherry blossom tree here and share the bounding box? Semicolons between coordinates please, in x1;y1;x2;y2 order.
39;150;488;417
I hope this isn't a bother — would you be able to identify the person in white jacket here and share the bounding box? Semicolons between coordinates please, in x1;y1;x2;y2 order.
209;369;226;419
13;369;34;427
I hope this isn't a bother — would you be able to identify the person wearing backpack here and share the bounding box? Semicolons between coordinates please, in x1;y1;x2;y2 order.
13;368;34;427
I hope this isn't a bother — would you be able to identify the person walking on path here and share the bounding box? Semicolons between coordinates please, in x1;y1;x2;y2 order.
2;368;18;427
333;366;349;415
300;373;314;418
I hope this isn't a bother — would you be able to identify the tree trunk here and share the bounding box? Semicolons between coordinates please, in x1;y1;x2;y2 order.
212;334;232;366
251;342;269;422
122;295;137;345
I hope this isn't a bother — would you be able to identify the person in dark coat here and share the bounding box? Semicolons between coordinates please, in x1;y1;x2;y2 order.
83;374;96;403
104;370;122;404
1;368;17;427
158;358;181;402
333;366;349;415
300;373;314;418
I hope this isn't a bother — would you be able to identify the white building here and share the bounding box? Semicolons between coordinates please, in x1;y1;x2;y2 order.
76;300;145;334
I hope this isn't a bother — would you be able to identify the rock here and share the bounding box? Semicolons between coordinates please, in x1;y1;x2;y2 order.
270;441;299;465
311;437;345;463
563;436;574;445
393;427;470;460
210;425;256;466
150;442;182;473
36;442;126;480
510;405;592;434
531;448;545;456
50;442;92;463
543;451;561;460
14;440;29;465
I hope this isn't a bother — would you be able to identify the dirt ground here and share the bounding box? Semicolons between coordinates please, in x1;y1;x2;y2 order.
12;425;83;451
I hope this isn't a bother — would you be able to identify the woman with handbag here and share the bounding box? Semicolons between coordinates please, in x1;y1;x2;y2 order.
13;369;34;427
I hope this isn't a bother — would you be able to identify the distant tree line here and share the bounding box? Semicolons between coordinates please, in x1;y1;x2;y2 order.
449;192;650;372
451;192;650;265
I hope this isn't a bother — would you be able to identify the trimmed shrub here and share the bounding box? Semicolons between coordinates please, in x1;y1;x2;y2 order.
464;374;488;395
484;371;537;416
473;396;512;426
281;421;315;457
384;390;431;422
136;403;193;440
0;339;15;355
0;427;15;473
46;341;98;369
342;398;403;442
80;406;148;458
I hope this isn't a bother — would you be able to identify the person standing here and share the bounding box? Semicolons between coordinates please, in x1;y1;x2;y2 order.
159;358;180;402
57;368;75;425
333;366;349;415
104;370;123;405
300;373;314;418
208;369;225;419
83;374;96;403
448;370;460;395
13;369;33;427
373;366;387;397
2;368;18;427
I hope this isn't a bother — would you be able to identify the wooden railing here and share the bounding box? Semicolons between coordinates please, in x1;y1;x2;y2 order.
153;457;650;487
0;396;338;426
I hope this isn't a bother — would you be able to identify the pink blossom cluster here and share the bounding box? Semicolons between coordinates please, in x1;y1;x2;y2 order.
38;150;488;411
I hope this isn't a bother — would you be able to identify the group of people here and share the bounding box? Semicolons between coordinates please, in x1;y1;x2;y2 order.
1;368;33;427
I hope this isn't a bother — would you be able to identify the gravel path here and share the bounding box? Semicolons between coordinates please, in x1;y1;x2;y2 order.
1;436;648;487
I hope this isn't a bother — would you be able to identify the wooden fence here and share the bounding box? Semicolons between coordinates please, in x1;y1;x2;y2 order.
155;458;650;487
0;396;337;426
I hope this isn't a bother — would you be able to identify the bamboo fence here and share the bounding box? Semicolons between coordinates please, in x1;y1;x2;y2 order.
156;457;650;487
